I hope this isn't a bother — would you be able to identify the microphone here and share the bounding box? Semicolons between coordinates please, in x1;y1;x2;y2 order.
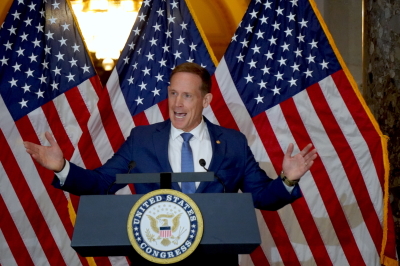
106;160;136;195
199;159;226;193
127;161;136;172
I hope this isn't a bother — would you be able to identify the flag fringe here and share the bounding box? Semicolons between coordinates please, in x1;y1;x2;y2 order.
381;256;399;266
309;0;395;265
67;198;77;226
380;135;397;266
184;0;219;66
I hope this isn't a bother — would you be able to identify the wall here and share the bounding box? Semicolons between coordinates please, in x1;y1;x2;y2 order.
363;0;400;254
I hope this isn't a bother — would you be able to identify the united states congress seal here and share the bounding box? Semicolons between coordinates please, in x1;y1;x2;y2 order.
127;189;203;264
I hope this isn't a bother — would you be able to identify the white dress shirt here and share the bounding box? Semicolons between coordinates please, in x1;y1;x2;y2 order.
169;118;212;189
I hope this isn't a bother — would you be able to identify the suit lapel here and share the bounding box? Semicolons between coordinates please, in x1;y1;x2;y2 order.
196;118;226;193
205;118;226;172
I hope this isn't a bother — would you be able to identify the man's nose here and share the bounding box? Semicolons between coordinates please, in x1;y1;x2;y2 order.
175;95;183;106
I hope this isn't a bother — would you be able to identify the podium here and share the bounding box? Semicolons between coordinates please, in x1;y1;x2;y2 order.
71;174;261;265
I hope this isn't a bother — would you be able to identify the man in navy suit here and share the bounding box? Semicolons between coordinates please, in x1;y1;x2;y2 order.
24;62;317;265
24;62;317;209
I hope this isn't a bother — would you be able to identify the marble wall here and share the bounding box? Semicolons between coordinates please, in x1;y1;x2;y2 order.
363;0;400;256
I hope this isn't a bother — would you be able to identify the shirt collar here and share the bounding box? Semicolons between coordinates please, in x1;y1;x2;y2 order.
170;118;206;141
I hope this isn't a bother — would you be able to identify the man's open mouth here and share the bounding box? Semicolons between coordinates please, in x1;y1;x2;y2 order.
174;112;187;118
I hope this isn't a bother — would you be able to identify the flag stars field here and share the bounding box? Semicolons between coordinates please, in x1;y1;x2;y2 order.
225;0;336;116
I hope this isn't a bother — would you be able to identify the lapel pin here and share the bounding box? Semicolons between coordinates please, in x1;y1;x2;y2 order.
216;140;221;144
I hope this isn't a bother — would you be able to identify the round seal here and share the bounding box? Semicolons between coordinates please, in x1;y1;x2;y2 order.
127;189;203;264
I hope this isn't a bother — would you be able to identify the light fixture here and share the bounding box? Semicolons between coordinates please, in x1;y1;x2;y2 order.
70;0;142;70
102;58;115;71
88;0;109;11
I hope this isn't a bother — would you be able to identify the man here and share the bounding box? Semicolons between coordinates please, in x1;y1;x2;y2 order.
24;62;316;202
24;62;317;264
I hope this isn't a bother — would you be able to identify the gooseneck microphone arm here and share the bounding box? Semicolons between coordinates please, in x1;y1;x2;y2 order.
106;160;136;195
199;159;226;193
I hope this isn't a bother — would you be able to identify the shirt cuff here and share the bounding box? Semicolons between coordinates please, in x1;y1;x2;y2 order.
283;180;295;194
54;160;70;186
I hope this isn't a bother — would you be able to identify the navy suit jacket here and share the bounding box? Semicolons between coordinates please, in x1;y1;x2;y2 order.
53;117;301;210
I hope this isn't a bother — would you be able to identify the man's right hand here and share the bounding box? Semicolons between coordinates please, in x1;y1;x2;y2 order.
23;131;65;172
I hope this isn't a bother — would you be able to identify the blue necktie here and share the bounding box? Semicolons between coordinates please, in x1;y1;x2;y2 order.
181;133;196;194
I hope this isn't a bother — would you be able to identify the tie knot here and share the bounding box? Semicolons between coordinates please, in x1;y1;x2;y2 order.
181;133;193;142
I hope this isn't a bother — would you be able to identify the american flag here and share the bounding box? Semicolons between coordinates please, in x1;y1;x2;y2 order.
0;0;216;265
0;0;129;265
104;0;216;144
210;0;398;265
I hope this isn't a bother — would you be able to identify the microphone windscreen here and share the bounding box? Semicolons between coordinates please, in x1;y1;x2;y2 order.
199;159;206;167
128;161;136;169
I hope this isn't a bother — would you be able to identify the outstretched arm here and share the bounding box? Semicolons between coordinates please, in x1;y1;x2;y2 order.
23;131;65;172
282;143;317;181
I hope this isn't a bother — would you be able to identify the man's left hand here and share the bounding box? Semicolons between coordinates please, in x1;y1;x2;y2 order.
282;143;317;181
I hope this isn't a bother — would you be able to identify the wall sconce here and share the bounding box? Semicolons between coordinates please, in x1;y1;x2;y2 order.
70;0;141;70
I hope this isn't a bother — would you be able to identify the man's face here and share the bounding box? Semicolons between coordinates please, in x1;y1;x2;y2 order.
168;72;212;132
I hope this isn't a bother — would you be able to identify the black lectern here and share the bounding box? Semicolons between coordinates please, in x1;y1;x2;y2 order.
71;173;261;265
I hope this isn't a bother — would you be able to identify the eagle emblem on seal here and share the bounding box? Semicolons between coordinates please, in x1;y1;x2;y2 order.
146;213;186;246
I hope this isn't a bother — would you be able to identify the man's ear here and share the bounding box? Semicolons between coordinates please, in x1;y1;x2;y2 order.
203;93;213;108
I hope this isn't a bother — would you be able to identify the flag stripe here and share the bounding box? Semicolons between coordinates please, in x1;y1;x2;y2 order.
80;79;116;164
65;88;102;169
49;92;86;218
0;172;49;266
249;246;270;266
210;75;240;131
41;100;76;159
254;104;368;265
25;106;83;248
285;90;354;264
291;199;333;265
262;101;329;263
145;103;167;124
318;73;383;212
260;210;301;265
157;98;170;120
239;254;256;266
0;193;34;266
52;93;83;154
15;115;87;266
331;71;385;188
251;111;301;265
56;80;115;266
133;111;150;126
253;209;278;265
106;69;136;139
0;128;66;266
96;76;126;152
281;95;368;265
278;206;317;263
308;75;383;253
